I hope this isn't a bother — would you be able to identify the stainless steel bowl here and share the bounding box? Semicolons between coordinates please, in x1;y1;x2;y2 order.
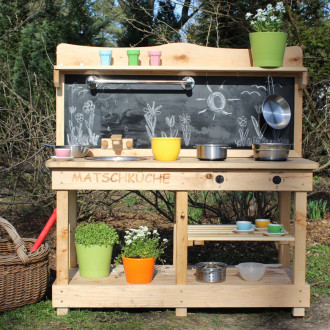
196;144;228;161
195;262;227;283
56;145;91;158
252;143;290;161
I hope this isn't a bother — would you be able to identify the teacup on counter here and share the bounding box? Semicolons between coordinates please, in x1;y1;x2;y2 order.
236;221;255;231
267;224;285;233
255;219;270;229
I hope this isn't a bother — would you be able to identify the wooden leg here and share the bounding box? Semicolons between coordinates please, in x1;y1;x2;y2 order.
68;191;77;268
292;307;305;317
56;308;69;316
176;308;188;317
174;191;188;317
173;223;176;268
56;190;77;315
279;191;291;267
292;191;307;317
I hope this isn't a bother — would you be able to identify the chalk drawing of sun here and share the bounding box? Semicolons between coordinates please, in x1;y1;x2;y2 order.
196;81;239;120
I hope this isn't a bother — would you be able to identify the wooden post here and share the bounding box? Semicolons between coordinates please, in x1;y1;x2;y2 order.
279;191;291;267
69;190;77;268
56;190;77;315
174;191;188;317
292;191;307;317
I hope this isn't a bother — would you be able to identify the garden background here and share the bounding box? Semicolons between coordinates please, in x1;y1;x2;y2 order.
0;1;329;329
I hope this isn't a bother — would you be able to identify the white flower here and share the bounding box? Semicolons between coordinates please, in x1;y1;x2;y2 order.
270;16;277;21
266;4;273;11
245;12;253;19
125;239;132;245
163;238;168;242
153;230;158;234
276;2;285;12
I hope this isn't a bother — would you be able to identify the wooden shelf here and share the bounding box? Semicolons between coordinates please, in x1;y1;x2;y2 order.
52;265;310;309
67;265;293;286
69;265;292;286
54;65;307;73
188;225;295;242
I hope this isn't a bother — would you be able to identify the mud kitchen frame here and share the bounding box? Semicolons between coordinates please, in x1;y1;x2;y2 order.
47;43;318;317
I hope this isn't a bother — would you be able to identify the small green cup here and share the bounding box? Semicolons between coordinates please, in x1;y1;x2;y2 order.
267;224;285;233
127;49;140;65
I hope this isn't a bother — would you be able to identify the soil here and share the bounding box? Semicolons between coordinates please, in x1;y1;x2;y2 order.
1;210;329;329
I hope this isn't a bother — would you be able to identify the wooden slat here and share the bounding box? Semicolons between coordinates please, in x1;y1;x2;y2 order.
279;191;292;267
293;192;307;284
46;156;319;170
56;191;70;285
175;192;188;285
51;169;314;192
188;225;295;242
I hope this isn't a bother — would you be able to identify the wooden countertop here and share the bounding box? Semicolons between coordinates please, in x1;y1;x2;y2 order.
46;157;318;171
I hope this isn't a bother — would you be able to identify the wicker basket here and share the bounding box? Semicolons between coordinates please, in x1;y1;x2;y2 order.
0;217;50;311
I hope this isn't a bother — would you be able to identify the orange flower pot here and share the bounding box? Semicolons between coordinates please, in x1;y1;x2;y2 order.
122;257;155;284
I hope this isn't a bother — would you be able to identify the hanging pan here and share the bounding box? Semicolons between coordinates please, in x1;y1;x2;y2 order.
262;77;291;130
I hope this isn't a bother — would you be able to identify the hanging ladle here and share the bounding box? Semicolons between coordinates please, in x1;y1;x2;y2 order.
262;77;291;130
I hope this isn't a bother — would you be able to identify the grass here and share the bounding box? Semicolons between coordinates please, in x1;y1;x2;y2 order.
306;243;330;298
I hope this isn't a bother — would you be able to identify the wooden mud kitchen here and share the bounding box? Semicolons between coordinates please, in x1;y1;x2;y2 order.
47;43;318;317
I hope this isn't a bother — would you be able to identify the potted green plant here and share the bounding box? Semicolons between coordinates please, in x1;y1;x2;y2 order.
246;2;287;67
116;226;168;284
75;222;119;278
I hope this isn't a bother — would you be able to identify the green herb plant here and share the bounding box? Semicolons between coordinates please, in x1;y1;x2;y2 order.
245;2;285;32
75;222;119;247
308;199;328;220
116;226;168;262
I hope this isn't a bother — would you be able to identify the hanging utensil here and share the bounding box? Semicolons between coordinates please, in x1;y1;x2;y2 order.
262;77;291;130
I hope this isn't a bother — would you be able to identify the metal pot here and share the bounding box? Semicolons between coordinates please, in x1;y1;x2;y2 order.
42;143;91;158
196;144;228;161
195;262;227;283
252;143;290;161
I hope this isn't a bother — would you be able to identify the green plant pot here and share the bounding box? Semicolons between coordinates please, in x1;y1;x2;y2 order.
249;32;288;67
127;49;140;66
75;243;113;278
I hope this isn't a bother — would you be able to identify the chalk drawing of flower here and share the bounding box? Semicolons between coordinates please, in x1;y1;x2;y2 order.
143;101;162;140
75;113;84;124
238;116;248;127
179;113;192;146
83;100;95;114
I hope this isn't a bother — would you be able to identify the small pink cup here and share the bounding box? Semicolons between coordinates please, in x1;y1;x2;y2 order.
55;148;71;157
148;50;162;66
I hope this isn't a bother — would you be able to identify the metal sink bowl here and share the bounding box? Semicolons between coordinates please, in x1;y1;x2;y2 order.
85;156;147;161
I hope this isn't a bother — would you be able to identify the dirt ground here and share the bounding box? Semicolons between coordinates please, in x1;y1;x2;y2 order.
1;208;329;329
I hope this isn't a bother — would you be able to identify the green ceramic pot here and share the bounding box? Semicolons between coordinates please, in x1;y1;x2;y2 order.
249;32;288;67
127;49;140;66
75;243;113;278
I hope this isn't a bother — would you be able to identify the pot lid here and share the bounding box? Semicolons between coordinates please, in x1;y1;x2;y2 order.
196;262;227;270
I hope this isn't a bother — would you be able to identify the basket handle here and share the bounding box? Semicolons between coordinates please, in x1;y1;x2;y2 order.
0;217;30;264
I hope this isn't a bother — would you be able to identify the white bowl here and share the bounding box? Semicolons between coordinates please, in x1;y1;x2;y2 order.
236;262;266;281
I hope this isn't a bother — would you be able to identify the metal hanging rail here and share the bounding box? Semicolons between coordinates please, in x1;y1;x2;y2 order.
85;75;195;90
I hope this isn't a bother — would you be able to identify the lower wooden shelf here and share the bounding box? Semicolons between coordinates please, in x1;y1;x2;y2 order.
52;265;310;309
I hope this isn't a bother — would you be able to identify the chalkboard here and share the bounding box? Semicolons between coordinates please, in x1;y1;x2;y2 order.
64;75;294;148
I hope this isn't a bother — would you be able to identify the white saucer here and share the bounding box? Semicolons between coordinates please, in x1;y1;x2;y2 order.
233;228;255;234
255;227;268;231
51;156;74;161
263;230;287;236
